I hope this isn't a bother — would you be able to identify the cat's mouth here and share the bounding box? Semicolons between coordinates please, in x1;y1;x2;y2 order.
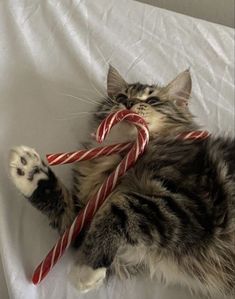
130;106;150;124
116;104;154;129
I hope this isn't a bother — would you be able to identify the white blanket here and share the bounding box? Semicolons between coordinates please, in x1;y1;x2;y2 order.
0;0;234;298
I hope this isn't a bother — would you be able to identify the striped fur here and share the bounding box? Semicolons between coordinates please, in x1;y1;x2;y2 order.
9;66;235;297
72;67;235;297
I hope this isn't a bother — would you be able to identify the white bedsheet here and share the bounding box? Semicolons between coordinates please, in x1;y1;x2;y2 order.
0;1;234;298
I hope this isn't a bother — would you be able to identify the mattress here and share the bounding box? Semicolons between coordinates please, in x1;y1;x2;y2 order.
0;0;234;298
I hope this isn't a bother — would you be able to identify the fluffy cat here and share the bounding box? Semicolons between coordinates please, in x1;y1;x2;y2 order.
9;66;235;298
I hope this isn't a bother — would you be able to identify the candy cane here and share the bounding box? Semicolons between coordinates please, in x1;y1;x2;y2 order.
46;142;132;166
32;110;149;285
178;130;210;140
47;132;209;166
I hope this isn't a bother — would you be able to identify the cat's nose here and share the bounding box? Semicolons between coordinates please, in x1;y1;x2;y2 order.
126;100;135;109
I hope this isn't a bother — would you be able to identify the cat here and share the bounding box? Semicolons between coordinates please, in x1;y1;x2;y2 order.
9;66;235;298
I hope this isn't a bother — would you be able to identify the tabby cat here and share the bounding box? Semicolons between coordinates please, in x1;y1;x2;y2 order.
9;66;235;298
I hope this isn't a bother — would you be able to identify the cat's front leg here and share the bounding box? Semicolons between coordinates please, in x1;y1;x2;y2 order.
9;146;48;197
8;145;79;232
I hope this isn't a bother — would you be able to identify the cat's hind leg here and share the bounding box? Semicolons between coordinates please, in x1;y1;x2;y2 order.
69;191;137;292
69;265;106;293
9;145;80;232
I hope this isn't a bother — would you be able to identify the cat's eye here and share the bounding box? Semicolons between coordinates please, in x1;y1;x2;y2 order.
116;93;127;100
116;94;128;104
146;96;161;105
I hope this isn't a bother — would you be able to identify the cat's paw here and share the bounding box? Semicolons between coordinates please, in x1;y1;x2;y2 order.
69;265;106;293
9;146;49;197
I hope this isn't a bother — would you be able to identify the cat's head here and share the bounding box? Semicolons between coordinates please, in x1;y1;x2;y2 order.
95;65;196;138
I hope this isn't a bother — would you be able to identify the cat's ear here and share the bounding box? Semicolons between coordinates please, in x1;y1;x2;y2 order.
165;69;192;107
107;65;128;98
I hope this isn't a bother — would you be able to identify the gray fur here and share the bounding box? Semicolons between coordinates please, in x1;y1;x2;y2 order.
9;66;235;297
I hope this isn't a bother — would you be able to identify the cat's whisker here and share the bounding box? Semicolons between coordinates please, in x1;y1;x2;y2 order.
55;110;109;121
58;92;100;105
70;87;99;93
92;41;118;102
9;163;17;168
90;46;118;102
87;97;102;105
89;82;107;100
68;110;109;116
88;80;115;105
58;89;115;108
93;41;111;66
56;115;90;121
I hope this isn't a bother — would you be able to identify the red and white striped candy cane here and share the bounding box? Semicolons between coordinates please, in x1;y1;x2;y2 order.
46;142;132;166
46;131;210;166
32;110;149;285
178;130;210;140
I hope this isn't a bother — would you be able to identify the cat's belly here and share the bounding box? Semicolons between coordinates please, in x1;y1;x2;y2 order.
74;154;122;204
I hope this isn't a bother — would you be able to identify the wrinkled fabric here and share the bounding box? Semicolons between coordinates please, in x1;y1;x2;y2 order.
0;0;234;298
